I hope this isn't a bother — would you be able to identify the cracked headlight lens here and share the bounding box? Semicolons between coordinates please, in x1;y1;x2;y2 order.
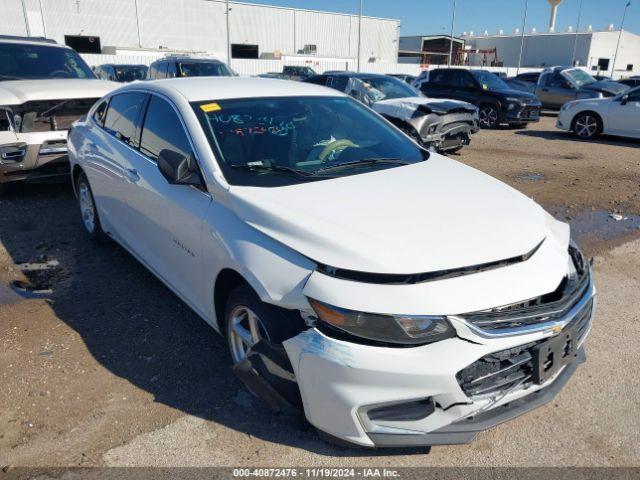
308;298;455;345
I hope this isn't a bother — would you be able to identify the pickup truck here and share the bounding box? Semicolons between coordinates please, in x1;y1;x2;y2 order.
0;35;118;193
510;67;629;109
258;65;317;81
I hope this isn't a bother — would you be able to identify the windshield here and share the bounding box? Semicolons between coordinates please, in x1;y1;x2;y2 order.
562;68;596;87
0;43;95;80
360;76;420;100
178;61;232;77
470;70;509;91
194;96;427;187
114;65;147;82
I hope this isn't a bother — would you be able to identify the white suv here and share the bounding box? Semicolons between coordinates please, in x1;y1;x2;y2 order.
0;36;118;192
68;77;595;448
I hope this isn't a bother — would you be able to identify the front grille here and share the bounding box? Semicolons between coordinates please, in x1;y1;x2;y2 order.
519;107;540;119
456;299;592;398
14;98;99;133
459;255;591;332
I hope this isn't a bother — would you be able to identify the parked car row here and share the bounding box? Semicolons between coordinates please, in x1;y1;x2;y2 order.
1;32;620;451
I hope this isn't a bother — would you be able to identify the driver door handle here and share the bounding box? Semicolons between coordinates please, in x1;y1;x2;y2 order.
124;167;140;183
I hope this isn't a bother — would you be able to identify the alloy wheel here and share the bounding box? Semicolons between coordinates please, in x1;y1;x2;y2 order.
479;106;498;128
228;305;268;364
78;182;96;233
574;115;598;138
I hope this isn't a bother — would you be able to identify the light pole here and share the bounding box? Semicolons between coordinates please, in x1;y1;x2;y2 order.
448;0;457;66
571;0;583;66
611;1;631;79
516;0;529;75
226;0;231;67
20;0;31;37
357;0;363;72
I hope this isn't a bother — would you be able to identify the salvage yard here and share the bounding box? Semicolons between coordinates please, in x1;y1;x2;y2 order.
1;115;640;468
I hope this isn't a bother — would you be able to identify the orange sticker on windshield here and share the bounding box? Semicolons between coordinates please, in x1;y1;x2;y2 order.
200;102;221;112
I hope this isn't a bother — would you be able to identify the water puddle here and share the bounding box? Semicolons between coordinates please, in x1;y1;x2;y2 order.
516;172;545;181
0;258;61;304
549;206;640;245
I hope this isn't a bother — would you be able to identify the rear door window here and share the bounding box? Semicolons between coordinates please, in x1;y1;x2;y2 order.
139;95;191;162
102;92;148;148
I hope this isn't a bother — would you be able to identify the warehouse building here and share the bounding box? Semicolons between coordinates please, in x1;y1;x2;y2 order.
399;29;640;77
1;0;400;64
464;29;640;76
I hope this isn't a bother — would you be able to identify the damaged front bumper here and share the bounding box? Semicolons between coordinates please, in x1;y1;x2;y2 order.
0;131;69;185
417;112;480;152
281;274;594;448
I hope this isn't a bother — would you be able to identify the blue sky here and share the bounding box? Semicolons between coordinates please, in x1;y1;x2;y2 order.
247;0;639;36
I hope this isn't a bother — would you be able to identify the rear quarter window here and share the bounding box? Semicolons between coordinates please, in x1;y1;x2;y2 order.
102;92;148;148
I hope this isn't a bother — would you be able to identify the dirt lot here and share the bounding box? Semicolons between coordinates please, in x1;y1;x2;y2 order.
1;116;639;469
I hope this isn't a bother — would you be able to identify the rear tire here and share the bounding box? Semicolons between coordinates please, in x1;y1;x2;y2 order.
572;112;602;139
76;171;108;242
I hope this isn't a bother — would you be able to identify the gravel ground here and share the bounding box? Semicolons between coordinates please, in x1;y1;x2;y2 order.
0;116;639;469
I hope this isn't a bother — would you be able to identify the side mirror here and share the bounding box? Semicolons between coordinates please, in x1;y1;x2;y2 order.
158;149;202;186
620;94;629;105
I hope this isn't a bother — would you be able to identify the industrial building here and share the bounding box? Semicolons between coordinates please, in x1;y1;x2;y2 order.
399;28;640;78
1;0;400;64
465;29;640;76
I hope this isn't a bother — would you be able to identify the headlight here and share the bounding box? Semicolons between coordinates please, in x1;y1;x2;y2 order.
561;101;578;111
308;298;455;345
505;97;523;110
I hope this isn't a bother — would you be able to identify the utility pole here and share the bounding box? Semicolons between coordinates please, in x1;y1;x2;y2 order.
571;0;583;66
611;1;631;79
226;0;231;67
357;0;363;72
516;0;529;75
448;0;457;66
20;0;31;37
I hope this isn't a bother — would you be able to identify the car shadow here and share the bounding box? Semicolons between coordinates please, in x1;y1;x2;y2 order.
0;183;429;457
515;129;640;148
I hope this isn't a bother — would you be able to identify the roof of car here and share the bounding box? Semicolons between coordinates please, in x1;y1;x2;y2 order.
152;56;224;64
0;35;65;47
99;64;147;68
127;77;344;102
316;72;392;79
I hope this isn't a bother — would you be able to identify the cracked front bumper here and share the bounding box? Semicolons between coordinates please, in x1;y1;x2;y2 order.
283;286;594;448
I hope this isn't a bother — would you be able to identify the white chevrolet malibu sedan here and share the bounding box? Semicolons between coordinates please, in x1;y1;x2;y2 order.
68;78;595;448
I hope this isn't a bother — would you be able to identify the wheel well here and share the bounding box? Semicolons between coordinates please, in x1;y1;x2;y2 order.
214;269;250;334
71;165;84;196
571;110;602;129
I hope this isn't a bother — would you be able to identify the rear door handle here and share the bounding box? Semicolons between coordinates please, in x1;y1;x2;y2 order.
124;167;140;183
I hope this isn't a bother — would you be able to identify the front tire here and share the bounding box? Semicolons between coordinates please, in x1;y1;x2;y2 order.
76;171;108;242
225;285;273;365
478;104;500;128
572;112;602;139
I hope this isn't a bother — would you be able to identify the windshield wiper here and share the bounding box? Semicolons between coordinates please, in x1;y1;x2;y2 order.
229;163;316;178
0;75;23;80
312;157;412;175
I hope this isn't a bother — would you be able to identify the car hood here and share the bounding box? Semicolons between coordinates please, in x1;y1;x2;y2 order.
581;80;628;95
228;154;565;274
373;96;477;117
498;88;541;103
0;79;119;105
